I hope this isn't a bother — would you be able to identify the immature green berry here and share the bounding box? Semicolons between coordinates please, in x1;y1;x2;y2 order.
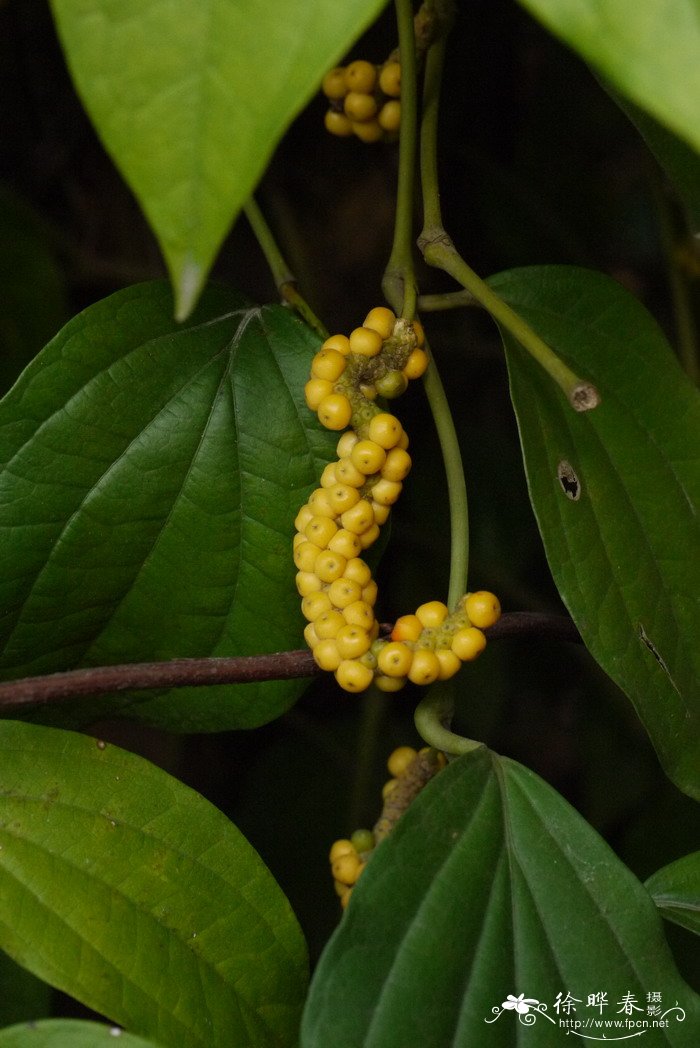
375;369;408;399
351;828;376;854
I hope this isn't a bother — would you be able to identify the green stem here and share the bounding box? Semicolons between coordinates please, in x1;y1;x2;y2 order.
414;682;482;756
244;198;328;338
652;171;699;383
418;289;479;311
419;24;447;232
422;342;469;608
382;0;420;320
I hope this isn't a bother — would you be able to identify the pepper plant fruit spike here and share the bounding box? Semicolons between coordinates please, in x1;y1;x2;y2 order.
302;747;700;1048
0;1020;164;1048
516;0;700;155
0;282;335;731
489;265;700;801
49;0;388;319
0;720;308;1048
646;852;700;937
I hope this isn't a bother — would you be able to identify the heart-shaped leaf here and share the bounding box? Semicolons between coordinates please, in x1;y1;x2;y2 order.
49;0;388;318
516;0;700;155
302;747;700;1047
488;266;700;799
0;720;308;1048
646;853;700;937
0;1021;163;1048
0;282;334;731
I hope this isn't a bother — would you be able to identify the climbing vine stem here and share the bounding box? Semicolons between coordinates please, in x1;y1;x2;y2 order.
414;682;482;756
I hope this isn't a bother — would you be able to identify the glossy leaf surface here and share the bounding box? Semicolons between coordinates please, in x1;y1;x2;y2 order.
489;266;700;799
646;852;700;936
302;748;700;1047
49;0;387;317
0;1021;162;1048
517;0;700;155
0;282;333;731
0;721;308;1048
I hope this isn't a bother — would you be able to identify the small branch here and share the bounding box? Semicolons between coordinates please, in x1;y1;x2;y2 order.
417;289;479;311
0;614;580;711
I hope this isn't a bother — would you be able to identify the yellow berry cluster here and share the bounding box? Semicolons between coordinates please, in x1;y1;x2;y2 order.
295;304;501;693
329;746;446;908
321;58;401;142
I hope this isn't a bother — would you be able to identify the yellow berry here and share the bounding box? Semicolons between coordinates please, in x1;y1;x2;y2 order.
352;119;384;143
320;462;338;487
335;456;366;487
324;110;354;137
411;319;425;347
344;59;377;93
301;590;333;621
435;648;462;680
311;347;347;382
340;888;352;908
294;540;323;572
343;558;372;587
464;591;501;629
308;487;336;518
408;648;441;685
332;850;362;885
382;778;399;798
342;608;375;639
391;614;423;643
303;621;320;648
387;745;417;777
370;501;391;525
304;515;338;548
397;430;409;450
327;483;361;515
403;347;429;380
335;659;374;693
328;528;362;559
375;674;406;693
296;571;323;597
322;67;348;99
335;624;371;660
381;448;412;482
322;333;351;355
358;522;381;549
293;531;306;550
349;326;383;357
351;439;386;475
451;626;487;661
344;91;378;122
329;838;355;862
328;577;363;609
317;393;353;431
315;609;347;639
294;505;315;532
378;99;401;132
368;413;403;449
415;600;449;629
361;579;378;605
363;306;396;339
305;377;333;410
370;478;402;506
379;60;401;97
313;638;343;671
341;499;375;534
377;641;414;678
314;549;348;583
336;431;359;458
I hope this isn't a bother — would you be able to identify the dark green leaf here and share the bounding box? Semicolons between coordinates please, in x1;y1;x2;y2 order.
49;0;388;318
0;282;334;731
516;0;700;155
303;748;700;1047
0;720;308;1048
0;1020;162;1048
489;266;700;799
0;952;51;1027
647;853;700;937
0;185;68;392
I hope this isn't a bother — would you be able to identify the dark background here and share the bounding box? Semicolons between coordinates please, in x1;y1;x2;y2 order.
1;0;698;1001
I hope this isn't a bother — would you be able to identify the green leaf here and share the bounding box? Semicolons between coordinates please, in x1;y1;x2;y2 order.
49;0;388;318
488;265;700;799
0;952;52;1027
516;0;700;155
302;748;700;1047
0;1020;163;1048
0;185;68;392
0;281;334;731
647;853;700;937
0;720;308;1048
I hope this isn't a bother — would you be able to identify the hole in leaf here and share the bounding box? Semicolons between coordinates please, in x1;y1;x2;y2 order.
557;460;581;500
